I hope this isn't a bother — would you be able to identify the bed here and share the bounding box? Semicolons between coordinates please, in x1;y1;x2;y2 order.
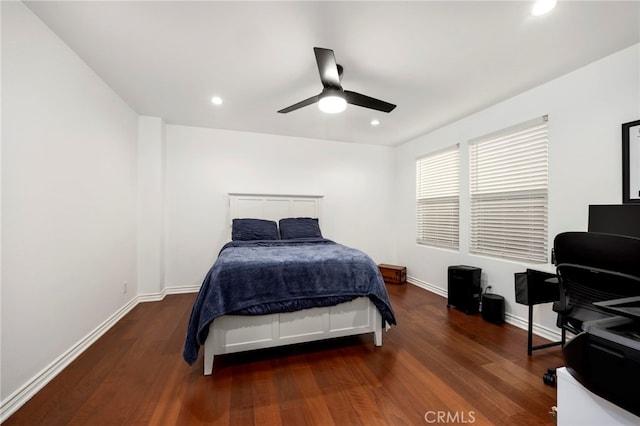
183;194;396;375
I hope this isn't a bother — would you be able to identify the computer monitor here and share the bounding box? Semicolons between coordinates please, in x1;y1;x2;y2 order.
588;204;640;239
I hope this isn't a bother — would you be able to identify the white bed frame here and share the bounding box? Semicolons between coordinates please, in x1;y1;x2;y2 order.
202;193;383;375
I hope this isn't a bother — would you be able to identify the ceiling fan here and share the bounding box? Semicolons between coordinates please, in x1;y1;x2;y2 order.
278;47;396;114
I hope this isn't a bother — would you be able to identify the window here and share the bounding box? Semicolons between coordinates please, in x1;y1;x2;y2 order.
416;146;460;249
469;116;549;263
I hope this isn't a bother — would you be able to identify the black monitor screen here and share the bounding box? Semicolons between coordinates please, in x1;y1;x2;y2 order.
588;204;640;239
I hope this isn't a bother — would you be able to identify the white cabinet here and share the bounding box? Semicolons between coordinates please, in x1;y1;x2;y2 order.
557;367;639;425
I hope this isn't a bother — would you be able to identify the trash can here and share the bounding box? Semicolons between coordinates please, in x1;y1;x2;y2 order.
481;293;505;324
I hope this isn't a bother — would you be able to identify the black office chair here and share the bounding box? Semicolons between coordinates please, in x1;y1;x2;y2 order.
552;232;640;336
541;232;640;387
549;232;640;410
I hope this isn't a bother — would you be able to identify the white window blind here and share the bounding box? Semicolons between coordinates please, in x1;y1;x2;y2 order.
416;147;460;249
469;117;549;263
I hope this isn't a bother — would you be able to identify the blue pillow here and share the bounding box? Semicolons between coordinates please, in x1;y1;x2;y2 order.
232;218;278;241
279;217;322;239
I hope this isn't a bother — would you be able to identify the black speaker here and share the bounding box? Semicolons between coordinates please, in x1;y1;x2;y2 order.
482;293;505;324
447;265;481;314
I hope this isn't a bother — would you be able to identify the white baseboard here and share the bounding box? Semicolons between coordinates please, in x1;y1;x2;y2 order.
407;275;447;298
166;284;200;295
0;296;139;423
405;278;562;343
505;312;562;342
1;284;202;422
137;289;167;303
137;284;200;302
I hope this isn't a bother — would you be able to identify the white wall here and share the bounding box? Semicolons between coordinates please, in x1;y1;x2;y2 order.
393;44;640;336
137;116;166;296
163;125;396;289
1;0;138;405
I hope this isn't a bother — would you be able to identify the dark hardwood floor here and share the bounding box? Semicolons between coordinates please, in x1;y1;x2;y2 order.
4;284;564;425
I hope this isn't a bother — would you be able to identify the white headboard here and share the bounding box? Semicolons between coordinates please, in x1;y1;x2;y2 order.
228;193;323;225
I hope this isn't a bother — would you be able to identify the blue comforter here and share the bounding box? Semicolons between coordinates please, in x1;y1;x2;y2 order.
183;238;396;365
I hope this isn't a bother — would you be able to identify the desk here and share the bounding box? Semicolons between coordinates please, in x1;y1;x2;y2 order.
514;269;564;355
525;299;565;355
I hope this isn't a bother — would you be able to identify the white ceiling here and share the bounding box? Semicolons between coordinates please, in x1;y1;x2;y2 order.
24;1;640;146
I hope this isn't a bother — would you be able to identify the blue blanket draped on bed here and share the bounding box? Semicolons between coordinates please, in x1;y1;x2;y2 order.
183;238;396;365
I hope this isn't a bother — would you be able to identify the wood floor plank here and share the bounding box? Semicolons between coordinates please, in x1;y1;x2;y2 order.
4;285;565;425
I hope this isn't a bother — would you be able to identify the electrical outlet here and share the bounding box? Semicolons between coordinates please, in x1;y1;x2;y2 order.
123;281;127;294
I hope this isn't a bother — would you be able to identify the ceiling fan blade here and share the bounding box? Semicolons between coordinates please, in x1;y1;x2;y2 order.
344;90;396;113
277;94;320;113
314;47;341;88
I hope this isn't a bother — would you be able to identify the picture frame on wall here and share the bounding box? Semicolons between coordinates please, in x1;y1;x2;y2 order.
622;119;640;204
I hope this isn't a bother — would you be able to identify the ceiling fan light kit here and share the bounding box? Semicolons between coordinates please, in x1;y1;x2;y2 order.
278;47;396;115
318;90;347;114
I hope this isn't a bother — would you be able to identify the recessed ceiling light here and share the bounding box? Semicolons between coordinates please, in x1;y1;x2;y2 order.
532;0;557;16
371;119;380;126
211;96;223;105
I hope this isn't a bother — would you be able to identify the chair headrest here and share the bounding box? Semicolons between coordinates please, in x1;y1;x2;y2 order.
554;232;640;279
